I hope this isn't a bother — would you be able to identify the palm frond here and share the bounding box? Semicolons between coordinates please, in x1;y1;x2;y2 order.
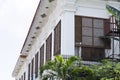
106;5;120;19
66;56;81;67
100;36;120;41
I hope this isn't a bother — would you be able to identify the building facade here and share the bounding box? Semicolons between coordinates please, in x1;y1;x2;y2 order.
12;0;120;80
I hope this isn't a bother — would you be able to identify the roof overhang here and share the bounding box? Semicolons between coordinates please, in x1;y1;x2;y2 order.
12;0;57;77
12;55;27;77
20;0;57;55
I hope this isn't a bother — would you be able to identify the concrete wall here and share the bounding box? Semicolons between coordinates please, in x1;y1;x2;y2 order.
15;0;120;80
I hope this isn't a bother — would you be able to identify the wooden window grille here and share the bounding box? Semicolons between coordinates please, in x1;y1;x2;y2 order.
75;16;111;60
40;44;44;67
46;34;52;61
24;72;26;80
31;58;34;80
28;63;30;80
75;16;82;43
54;21;61;55
35;52;39;78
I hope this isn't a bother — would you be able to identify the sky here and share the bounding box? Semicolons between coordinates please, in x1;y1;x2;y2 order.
0;0;39;80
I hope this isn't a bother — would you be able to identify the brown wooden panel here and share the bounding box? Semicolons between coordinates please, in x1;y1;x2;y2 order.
46;34;52;61
31;58;34;80
28;63;30;80
35;52;38;78
81;46;105;61
40;45;44;67
24;72;26;80
75;16;82;42
54;21;61;55
21;75;23;80
104;19;110;35
104;19;111;49
104;38;111;49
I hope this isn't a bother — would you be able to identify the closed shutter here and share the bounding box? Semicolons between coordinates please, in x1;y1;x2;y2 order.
104;19;110;35
28;63;30;80
54;21;61;55
80;16;106;61
24;72;26;80
75;16;82;43
40;45;44;67
31;58;34;80
82;47;105;61
104;19;111;49
46;34;52;61
21;76;23;80
35;52;38;78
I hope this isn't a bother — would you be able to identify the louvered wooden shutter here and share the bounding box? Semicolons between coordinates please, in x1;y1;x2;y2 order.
104;19;110;35
24;72;26;80
35;52;38;78
54;21;61;55
82;47;105;61
21;75;23;80
40;45;44;67
46;34;52;61
31;58;34;80
28;63;30;80
75;16;82;43
104;19;111;49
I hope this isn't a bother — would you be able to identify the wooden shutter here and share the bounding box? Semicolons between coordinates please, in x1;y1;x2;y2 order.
75;16;82;43
28;63;30;80
54;21;61;55
35;52;38;78
31;58;34;80
40;45;44;67
46;34;52;61
81;16;105;61
24;72;26;80
21;75;23;80
104;19;110;35
104;19;111;49
82;47;105;61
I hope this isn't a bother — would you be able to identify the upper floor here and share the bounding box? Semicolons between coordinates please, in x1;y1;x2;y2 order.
12;0;120;80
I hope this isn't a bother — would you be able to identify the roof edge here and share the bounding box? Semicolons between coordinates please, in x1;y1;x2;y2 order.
20;0;42;54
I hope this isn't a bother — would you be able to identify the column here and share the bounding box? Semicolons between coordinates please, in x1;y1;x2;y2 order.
61;10;75;57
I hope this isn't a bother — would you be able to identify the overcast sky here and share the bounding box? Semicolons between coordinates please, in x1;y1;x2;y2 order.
0;0;39;80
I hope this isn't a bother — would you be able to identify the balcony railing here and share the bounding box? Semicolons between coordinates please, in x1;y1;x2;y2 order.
105;16;120;36
104;0;120;2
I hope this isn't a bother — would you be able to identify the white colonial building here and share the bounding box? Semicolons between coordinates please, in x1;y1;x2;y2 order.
12;0;120;80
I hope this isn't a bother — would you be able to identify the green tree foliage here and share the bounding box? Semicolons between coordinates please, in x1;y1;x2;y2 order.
106;5;120;29
40;55;81;80
92;59;120;80
105;5;120;41
40;55;120;80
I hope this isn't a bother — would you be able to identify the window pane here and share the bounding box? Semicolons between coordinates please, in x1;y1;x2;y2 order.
82;27;92;36
82;18;92;27
94;19;104;28
82;36;92;45
94;28;104;37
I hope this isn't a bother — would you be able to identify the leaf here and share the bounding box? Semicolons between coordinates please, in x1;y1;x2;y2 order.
106;5;120;19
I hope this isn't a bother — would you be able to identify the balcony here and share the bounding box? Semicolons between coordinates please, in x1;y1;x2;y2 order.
105;16;120;37
104;0;120;2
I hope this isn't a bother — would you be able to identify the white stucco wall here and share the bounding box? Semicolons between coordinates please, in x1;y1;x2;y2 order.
14;0;120;80
61;11;75;56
